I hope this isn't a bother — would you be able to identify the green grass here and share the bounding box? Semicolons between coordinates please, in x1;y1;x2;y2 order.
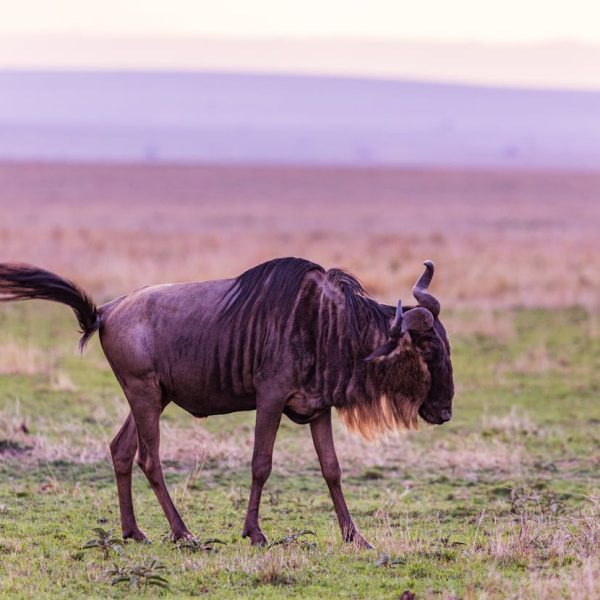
1;304;600;598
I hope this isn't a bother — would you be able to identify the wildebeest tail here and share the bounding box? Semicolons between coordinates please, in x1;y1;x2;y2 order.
0;263;99;352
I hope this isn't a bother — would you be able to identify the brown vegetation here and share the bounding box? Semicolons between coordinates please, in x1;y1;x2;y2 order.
1;163;599;310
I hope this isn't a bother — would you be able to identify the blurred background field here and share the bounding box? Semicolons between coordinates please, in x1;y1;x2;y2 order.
2;163;600;311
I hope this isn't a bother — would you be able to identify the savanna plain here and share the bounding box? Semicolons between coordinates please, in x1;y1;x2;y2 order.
1;164;600;599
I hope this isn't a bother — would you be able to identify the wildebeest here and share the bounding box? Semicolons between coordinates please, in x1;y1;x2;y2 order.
0;257;453;548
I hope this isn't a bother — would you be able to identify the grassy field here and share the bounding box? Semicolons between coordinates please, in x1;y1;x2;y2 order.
1;303;600;599
1;163;600;598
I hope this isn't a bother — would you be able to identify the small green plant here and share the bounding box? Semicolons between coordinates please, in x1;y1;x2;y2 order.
82;528;123;560
268;529;317;550
108;558;170;591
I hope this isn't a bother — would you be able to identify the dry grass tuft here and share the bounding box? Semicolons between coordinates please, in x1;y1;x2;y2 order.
48;371;77;392
0;400;31;455
0;340;51;375
481;408;540;437
253;547;310;586
331;423;528;479
369;502;600;599
0;404;529;482
510;343;565;375
160;421;254;470
0;399;109;464
519;557;600;600
182;545;312;588
445;310;516;342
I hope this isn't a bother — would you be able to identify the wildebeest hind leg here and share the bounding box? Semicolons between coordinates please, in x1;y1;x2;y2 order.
242;406;282;546
110;411;147;541
125;378;194;542
310;410;373;549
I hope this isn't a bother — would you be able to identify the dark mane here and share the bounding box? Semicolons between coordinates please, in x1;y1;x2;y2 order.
221;258;392;345
325;268;391;340
220;257;325;325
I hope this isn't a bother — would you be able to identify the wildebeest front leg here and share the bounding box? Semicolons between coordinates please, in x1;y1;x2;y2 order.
310;410;373;549
242;406;282;546
109;412;147;541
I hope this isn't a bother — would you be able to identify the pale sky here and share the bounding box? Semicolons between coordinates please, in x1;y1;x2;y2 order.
2;1;600;89
3;0;600;43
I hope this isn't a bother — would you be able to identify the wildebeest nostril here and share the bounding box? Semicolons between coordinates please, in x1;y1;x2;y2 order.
440;409;452;422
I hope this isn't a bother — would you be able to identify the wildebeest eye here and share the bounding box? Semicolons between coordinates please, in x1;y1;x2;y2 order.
421;344;442;362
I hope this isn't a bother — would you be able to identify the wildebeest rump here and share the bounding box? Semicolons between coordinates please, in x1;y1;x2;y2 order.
0;257;454;547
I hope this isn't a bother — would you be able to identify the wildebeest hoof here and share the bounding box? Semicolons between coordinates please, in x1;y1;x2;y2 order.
250;533;269;547
349;533;374;550
171;530;196;543
123;529;150;543
242;528;268;547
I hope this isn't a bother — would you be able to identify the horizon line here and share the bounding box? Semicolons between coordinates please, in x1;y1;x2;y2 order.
2;67;600;95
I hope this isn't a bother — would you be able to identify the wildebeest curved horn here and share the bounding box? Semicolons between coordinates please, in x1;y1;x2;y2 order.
412;260;440;317
389;299;403;338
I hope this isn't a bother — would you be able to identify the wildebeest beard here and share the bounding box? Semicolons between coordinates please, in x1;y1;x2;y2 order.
336;334;433;439
221;258;448;440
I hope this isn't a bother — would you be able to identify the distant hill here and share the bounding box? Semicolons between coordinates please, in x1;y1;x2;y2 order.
1;70;599;168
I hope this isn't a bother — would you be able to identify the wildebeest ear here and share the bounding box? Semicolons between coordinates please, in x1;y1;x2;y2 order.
388;299;403;338
363;338;398;362
401;306;434;334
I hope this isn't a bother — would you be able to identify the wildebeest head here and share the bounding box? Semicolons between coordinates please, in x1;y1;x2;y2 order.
364;261;454;426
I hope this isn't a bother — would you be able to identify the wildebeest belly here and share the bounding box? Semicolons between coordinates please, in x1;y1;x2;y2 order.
167;383;258;418
156;339;259;417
